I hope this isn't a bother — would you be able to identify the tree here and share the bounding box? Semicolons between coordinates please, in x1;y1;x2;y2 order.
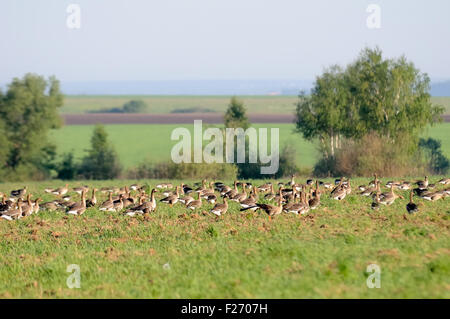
122;100;147;113
56;152;78;180
0;73;63;179
295;47;444;159
419;138;450;174
224;96;250;129
79;125;122;179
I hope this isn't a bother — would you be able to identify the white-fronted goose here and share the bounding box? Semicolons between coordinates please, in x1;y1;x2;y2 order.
160;186;180;207
1;199;23;220
67;190;87;215
406;191;419;214
210;197;228;216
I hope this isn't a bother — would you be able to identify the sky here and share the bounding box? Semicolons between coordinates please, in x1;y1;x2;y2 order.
1;0;450;85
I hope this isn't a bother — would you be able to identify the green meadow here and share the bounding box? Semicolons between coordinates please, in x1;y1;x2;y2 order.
0;178;449;298
61;95;450;115
49;123;450;170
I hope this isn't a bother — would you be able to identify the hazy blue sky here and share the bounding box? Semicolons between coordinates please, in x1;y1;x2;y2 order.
1;0;450;83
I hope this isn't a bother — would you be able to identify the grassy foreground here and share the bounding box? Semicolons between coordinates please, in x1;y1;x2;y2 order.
0;178;449;298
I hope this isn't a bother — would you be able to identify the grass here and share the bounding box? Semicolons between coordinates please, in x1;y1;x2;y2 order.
61;95;450;115
49;123;450;170
0;178;449;298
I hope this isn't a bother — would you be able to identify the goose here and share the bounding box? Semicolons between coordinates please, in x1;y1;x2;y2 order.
231;183;247;202
284;192;308;215
52;184;69;196
86;188;98;207
224;181;239;199
33;198;42;214
99;192;115;211
206;193;217;204
371;189;381;211
308;182;321;210
181;183;193;195
130;184;139;191
112;195;125;212
42;201;61;212
1;199;23;220
264;184;276;200
187;193;202;210
179;194;194;205
0;195;13;212
160;186;180;207
210;197;228;216
413;187;429;197
323;182;333;190
423;192;444;202
122;192;137;208
288;175;296;187
331;180;347;201
21;194;34;217
416;176;429;190
368;174;379;187
257;182;272;193
406;191;419;214
66;190;87;215
10;186;27;198
438;178;450;185
344;179;352;195
399;181;411;190
125;189;157;216
241;198;283;220
379;184;403;205
200;182;216;198
239;190;257;209
73;185;89;195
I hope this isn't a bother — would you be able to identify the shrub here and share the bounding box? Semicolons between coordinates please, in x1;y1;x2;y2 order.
56;152;78;180
418;138;450;174
126;161;237;180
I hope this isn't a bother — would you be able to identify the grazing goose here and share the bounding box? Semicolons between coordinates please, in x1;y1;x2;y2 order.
399;181;411;190
66;190;87;215
73;185;89;195
179;194;194;205
406;191;419;214
86;188;98;207
438;178;450;185
422;191;444;202
52;184;69;196
416;176;429;190
1;199;23;220
10;186;27;199
206;193;217;204
210;197;229;216
242;198;283;220
160;186;180;207
257;182;272;193
130;184;139;191
323;182;333;190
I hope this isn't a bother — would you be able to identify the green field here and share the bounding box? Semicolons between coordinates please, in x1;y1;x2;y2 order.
0;178;449;298
49;123;450;170
61;95;450;115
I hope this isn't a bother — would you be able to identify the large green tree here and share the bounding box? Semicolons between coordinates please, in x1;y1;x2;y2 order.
0;73;63;179
295;47;444;158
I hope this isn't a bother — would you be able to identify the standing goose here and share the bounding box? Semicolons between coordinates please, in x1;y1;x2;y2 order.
125;189;157;215
21;194;34;217
406;191;419;214
86;188;98;207
308;182;321;210
1;199;23;220
112;195;125;212
33;198;42;214
379;184;403;205
160;186;180;207
10;186;27;199
210;197;229;216
239;190;257;209
99;192;115;212
371;185;381;211
416;176;429;190
66;190;87;215
231;183;247;202
187;193;202;210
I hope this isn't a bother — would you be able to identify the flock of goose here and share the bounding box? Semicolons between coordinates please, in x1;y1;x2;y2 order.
0;175;449;221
